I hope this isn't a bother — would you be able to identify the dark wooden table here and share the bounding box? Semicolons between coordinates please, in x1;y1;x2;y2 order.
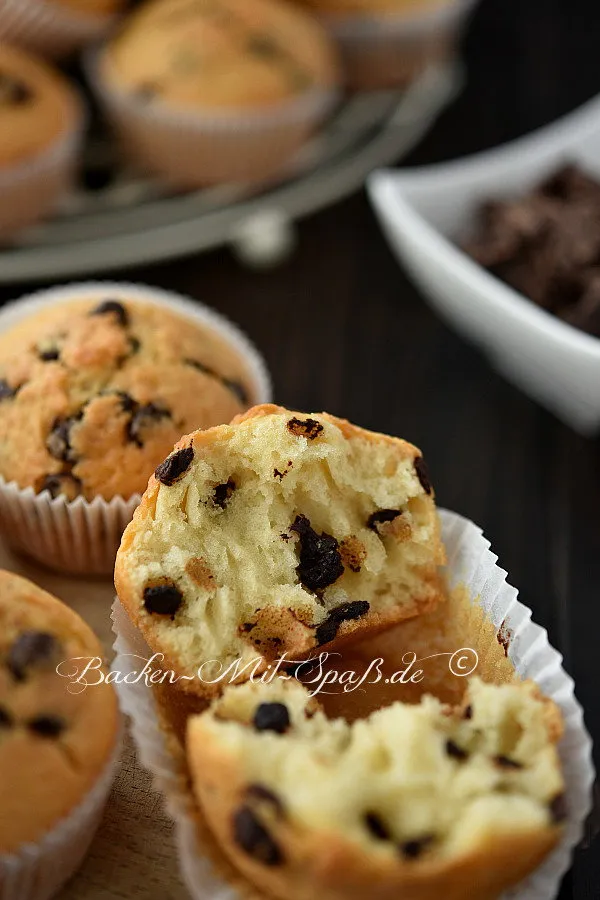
2;0;599;896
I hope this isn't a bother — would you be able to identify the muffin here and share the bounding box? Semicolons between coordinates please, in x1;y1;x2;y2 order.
295;0;476;89
115;404;446;697
0;283;270;574
0;44;82;239
0;0;125;59
94;0;340;187
186;676;566;900
0;570;120;899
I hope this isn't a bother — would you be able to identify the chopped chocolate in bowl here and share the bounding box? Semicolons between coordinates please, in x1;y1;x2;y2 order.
463;163;600;338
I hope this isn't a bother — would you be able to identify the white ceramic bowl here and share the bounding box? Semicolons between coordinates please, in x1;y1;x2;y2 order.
368;94;600;435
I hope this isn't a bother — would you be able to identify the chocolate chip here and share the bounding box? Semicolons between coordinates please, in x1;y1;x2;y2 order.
0;379;18;401
91;300;129;327
46;415;81;463
37;344;60;362
143;582;183;616
241;622;256;632
155;446;194;486
213;478;236;509
222;378;249;405
290;514;344;593
549;792;568;823
463;705;473;720
185;358;213;376
494;755;523;770
315;600;370;646
445;739;468;761
36;472;82;502
287;417;324;440
27;715;66;738
247;34;280;58
8;631;59;682
400;836;434;859
365;812;390;841
414;457;432;494
128;336;141;355
0;707;13;728
0;72;33;106
128;402;170;447
134;82;160;102
233;806;283;866
246;784;285;816
367;509;402;532
253;703;290;734
113;391;137;414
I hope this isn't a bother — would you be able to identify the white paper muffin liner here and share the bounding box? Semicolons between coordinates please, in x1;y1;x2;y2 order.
0;110;83;241
0;726;122;900
89;53;340;189
111;508;595;900
0;281;272;576
0;0;119;59
322;0;478;89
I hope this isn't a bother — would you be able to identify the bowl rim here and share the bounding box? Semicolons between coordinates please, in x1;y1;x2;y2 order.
368;168;600;362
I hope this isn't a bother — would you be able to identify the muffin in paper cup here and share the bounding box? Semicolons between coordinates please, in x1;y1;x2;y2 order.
0;44;84;240
312;0;479;90
0;570;122;900
111;508;595;900
91;0;341;189
0;0;124;60
0;282;272;576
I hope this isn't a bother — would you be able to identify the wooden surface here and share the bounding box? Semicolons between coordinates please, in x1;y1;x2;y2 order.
1;0;600;897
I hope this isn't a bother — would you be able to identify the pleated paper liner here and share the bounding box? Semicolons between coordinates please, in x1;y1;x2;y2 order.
0;726;122;900
89;50;340;190
322;0;478;89
0;282;272;576
111;508;595;900
0;0;119;59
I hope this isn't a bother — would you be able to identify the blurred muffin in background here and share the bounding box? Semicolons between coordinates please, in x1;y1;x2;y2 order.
0;570;120;899
0;44;82;240
295;0;476;89
93;0;340;188
0;0;125;59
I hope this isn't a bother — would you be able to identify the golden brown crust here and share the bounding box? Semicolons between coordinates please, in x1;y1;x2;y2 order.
101;0;339;111
0;570;119;853
0;44;80;169
0;296;257;501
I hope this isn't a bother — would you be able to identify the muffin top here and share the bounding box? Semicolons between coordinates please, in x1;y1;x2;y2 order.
0;570;119;853
296;0;443;16
0;44;80;169
51;0;124;14
0;294;256;501
101;0;339;111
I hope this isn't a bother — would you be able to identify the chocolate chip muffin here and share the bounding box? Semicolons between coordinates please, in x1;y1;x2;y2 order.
0;570;119;861
0;0;124;59
187;676;565;900
295;0;469;89
0;44;81;236
115;404;446;696
95;0;340;186
0;292;258;503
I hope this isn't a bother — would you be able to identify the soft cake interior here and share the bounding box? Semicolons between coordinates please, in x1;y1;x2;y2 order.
191;676;565;860
126;411;444;677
